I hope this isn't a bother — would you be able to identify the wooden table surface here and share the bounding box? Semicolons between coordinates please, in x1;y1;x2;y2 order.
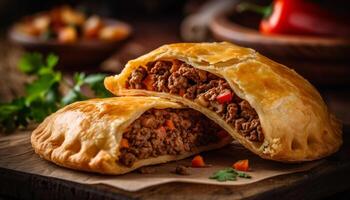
0;125;349;200
1;16;350;199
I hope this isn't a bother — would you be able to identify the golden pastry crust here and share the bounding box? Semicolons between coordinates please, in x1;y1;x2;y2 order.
31;97;231;174
105;42;342;162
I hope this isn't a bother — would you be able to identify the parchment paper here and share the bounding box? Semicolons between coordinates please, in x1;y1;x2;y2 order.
0;132;322;192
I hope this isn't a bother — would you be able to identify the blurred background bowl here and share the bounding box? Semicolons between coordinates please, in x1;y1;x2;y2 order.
209;5;350;86
210;8;350;60
8;18;132;70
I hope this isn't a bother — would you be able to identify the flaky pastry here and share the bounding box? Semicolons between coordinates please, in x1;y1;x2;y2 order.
105;42;342;162
31;97;231;174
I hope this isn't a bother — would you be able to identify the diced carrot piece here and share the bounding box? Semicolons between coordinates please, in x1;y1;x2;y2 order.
233;159;249;171
179;89;185;96
170;60;181;72
120;138;129;148
142;75;154;91
191;155;206;167
165;120;175;130
217;130;229;139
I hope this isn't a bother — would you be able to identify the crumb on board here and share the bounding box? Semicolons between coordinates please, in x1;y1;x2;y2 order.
173;165;190;175
137;167;156;174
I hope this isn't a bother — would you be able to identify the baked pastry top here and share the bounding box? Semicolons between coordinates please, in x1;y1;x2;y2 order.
31;97;231;174
105;42;343;162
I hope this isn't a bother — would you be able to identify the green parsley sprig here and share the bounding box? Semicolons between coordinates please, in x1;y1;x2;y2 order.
0;52;111;133
209;168;251;182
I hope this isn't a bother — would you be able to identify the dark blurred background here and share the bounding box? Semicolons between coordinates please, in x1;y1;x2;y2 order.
0;0;187;30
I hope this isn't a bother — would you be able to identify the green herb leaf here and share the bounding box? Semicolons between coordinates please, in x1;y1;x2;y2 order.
25;73;61;105
29;100;56;122
0;98;28;132
237;171;252;178
73;72;86;87
236;2;273;18
61;89;86;106
1;52;110;133
46;54;59;69
84;74;105;84
209;168;251;182
18;53;44;74
61;73;86;106
84;74;111;98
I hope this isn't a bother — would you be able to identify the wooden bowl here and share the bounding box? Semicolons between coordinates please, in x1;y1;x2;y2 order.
209;9;350;60
209;8;350;86
8;19;132;70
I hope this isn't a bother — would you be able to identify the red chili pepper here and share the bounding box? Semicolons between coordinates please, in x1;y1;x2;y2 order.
237;0;350;37
216;90;233;104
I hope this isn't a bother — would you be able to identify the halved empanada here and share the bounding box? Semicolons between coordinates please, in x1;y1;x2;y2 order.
104;42;342;162
31;97;232;174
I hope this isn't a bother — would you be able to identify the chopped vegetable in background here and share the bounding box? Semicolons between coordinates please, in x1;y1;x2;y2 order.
237;0;350;37
16;5;129;42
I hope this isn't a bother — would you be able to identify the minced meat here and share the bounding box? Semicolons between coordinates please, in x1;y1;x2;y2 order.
126;60;264;143
119;108;222;167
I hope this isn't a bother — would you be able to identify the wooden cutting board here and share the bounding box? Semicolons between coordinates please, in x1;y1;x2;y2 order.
0;125;349;200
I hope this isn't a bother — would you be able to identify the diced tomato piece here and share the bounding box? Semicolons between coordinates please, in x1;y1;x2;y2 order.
165;120;175;130
179;89;185;96
156;126;167;138
216;90;233;104
120;138;129;148
217;130;229;139
233;159;249;171
191;155;206;167
142;75;154;91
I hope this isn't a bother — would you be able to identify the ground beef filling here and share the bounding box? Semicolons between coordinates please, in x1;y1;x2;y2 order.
126;60;264;143
119;108;222;167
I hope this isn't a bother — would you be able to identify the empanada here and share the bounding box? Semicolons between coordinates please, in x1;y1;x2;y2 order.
31;97;232;174
105;42;342;162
